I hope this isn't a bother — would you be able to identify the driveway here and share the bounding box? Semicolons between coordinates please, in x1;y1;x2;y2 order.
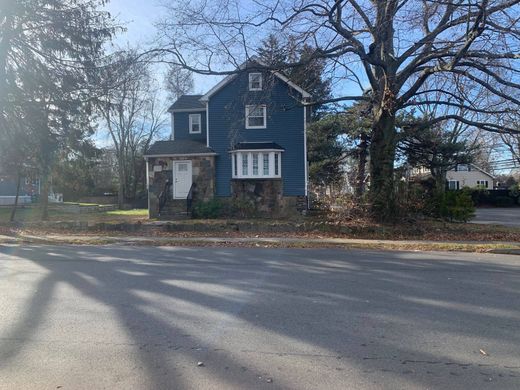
0;245;519;389
472;207;520;227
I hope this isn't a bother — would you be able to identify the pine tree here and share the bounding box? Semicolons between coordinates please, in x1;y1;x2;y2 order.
0;0;117;219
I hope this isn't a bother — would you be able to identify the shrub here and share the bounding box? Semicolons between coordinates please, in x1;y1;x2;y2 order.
192;198;223;219
441;190;475;222
495;196;515;207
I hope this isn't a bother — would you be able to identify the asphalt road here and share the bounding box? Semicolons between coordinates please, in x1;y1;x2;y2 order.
0;245;519;390
472;207;520;227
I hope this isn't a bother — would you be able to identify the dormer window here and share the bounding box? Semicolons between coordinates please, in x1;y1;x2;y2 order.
249;73;262;91
189;114;201;134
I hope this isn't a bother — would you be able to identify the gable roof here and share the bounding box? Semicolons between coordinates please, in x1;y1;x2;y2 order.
199;58;311;102
469;164;496;179
449;163;496;179
145;140;216;157
167;95;205;112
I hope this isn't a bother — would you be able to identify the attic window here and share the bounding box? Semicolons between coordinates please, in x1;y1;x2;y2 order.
249;73;262;91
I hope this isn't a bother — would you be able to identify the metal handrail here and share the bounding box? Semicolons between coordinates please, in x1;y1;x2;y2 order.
186;183;195;213
158;180;172;215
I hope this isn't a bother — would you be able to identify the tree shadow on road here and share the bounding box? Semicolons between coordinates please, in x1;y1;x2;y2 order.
1;245;519;388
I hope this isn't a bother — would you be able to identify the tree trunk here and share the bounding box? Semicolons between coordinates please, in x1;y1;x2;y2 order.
432;169;447;196
355;133;368;198
117;157;125;209
9;171;21;222
40;175;50;221
369;111;397;221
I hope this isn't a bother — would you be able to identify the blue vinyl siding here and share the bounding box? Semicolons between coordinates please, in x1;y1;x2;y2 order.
208;72;306;196
172;110;207;142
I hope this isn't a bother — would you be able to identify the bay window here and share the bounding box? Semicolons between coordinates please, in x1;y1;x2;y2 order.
232;150;282;179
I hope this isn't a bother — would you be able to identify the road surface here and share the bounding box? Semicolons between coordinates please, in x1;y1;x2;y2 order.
472;207;520;227
0;245;519;389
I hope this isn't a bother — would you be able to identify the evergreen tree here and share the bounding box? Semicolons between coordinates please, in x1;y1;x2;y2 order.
0;0;117;219
257;35;331;118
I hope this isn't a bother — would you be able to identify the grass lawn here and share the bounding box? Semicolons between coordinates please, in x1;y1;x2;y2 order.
106;209;149;217
2;204;520;245
0;206;149;224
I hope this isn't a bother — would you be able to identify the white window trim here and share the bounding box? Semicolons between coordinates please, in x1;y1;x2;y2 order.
245;105;267;129
231;150;282;179
248;73;262;91
448;180;459;190
189;113;202;134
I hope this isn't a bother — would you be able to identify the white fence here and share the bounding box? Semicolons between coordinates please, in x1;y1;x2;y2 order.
0;196;32;206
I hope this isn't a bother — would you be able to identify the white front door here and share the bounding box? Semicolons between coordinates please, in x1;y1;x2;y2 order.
173;161;192;199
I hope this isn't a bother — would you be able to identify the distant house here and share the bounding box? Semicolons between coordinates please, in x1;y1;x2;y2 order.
446;164;495;190
0;175;40;205
144;58;310;218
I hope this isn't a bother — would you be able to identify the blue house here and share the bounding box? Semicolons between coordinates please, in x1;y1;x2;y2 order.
144;59;311;218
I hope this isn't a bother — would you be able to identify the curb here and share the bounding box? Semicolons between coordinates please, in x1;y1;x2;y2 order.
1;235;520;255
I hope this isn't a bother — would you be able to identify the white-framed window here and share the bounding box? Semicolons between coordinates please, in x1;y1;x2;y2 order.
249;73;262;91
448;180;459;190
263;153;269;175
456;164;469;171
252;153;259;176
232;151;282;179
477;180;489;188
245;105;267;129
189;113;201;134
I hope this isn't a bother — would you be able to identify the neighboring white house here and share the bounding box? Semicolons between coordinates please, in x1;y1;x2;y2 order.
446;164;495;190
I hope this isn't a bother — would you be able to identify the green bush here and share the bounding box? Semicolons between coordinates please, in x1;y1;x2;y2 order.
192;199;223;219
441;190;475;222
495;196;515;207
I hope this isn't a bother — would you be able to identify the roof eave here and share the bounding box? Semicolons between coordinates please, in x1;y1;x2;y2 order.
144;152;218;158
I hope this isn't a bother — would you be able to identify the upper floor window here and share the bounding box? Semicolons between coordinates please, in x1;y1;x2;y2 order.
245;105;266;129
249;73;262;91
189;114;201;134
456;164;469;171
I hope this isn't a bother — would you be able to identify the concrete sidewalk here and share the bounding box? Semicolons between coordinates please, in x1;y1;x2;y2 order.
1;233;520;255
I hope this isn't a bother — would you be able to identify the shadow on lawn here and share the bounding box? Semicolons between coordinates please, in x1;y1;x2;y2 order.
0;245;519;388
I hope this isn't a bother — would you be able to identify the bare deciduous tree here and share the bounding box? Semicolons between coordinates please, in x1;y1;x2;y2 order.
96;51;166;208
164;64;194;101
152;0;520;219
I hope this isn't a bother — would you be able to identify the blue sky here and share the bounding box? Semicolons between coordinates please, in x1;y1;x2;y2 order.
105;0;218;95
105;1;158;46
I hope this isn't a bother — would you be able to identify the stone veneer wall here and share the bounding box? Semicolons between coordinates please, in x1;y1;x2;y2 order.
230;179;307;217
147;156;215;218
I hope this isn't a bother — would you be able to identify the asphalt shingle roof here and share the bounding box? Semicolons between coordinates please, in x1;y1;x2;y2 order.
167;95;205;112
232;142;285;151
145;140;216;156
